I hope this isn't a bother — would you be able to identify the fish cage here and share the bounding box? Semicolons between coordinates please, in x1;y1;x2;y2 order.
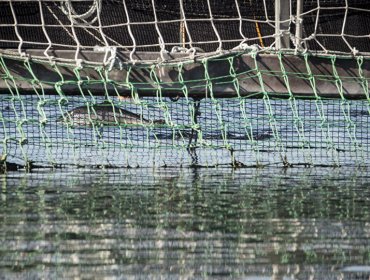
0;0;369;169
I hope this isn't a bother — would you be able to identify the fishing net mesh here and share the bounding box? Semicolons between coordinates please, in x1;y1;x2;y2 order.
0;0;369;168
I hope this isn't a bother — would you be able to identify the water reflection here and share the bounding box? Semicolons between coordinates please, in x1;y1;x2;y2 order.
0;167;370;279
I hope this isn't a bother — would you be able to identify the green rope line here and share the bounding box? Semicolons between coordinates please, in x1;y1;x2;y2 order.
251;51;287;165
0;56;30;167
356;56;370;112
23;59;56;166
331;56;361;161
278;52;312;165
304;53;339;166
228;55;261;165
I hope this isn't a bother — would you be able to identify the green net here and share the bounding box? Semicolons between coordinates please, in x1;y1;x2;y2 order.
0;0;369;169
0;50;369;169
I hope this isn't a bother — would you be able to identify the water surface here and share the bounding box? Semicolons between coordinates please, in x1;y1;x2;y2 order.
0;167;369;279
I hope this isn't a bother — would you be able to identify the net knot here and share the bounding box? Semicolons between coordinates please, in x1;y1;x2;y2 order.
191;123;200;130
170;47;204;60
75;59;83;68
232;43;261;54
93;45;119;71
31;79;40;86
352;47;359;56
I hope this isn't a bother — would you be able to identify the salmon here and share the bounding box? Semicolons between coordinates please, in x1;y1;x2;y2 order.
58;102;165;126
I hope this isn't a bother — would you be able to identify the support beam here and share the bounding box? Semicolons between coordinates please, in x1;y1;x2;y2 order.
295;0;304;52
275;0;291;49
0;50;368;100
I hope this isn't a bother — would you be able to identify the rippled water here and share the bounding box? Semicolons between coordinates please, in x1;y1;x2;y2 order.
0;167;370;279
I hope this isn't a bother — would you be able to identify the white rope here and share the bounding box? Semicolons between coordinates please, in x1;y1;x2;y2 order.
46;2;76;43
122;0;137;63
1;0;369;64
151;0;168;62
8;0;26;57
206;0;222;52
234;0;247;44
61;0;102;26
38;0;54;61
179;0;193;49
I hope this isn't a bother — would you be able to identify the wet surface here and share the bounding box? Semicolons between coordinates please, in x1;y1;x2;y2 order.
0;167;369;279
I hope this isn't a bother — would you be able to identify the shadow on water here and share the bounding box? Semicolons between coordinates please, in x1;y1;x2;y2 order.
0;167;370;279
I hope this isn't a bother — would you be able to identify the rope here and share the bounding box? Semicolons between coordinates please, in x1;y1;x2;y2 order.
61;0;102;25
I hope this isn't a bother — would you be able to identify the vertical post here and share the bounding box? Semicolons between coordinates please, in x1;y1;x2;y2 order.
295;0;303;52
275;0;290;49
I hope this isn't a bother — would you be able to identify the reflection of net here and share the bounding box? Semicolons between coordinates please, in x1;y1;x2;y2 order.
1;168;370;278
0;0;369;63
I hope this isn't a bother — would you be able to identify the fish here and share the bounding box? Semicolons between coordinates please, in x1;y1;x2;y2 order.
58;102;165;126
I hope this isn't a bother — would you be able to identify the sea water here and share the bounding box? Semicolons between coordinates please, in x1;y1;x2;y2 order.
0;167;369;279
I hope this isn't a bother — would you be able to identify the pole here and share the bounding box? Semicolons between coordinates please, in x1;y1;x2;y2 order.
275;0;290;49
295;0;303;52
